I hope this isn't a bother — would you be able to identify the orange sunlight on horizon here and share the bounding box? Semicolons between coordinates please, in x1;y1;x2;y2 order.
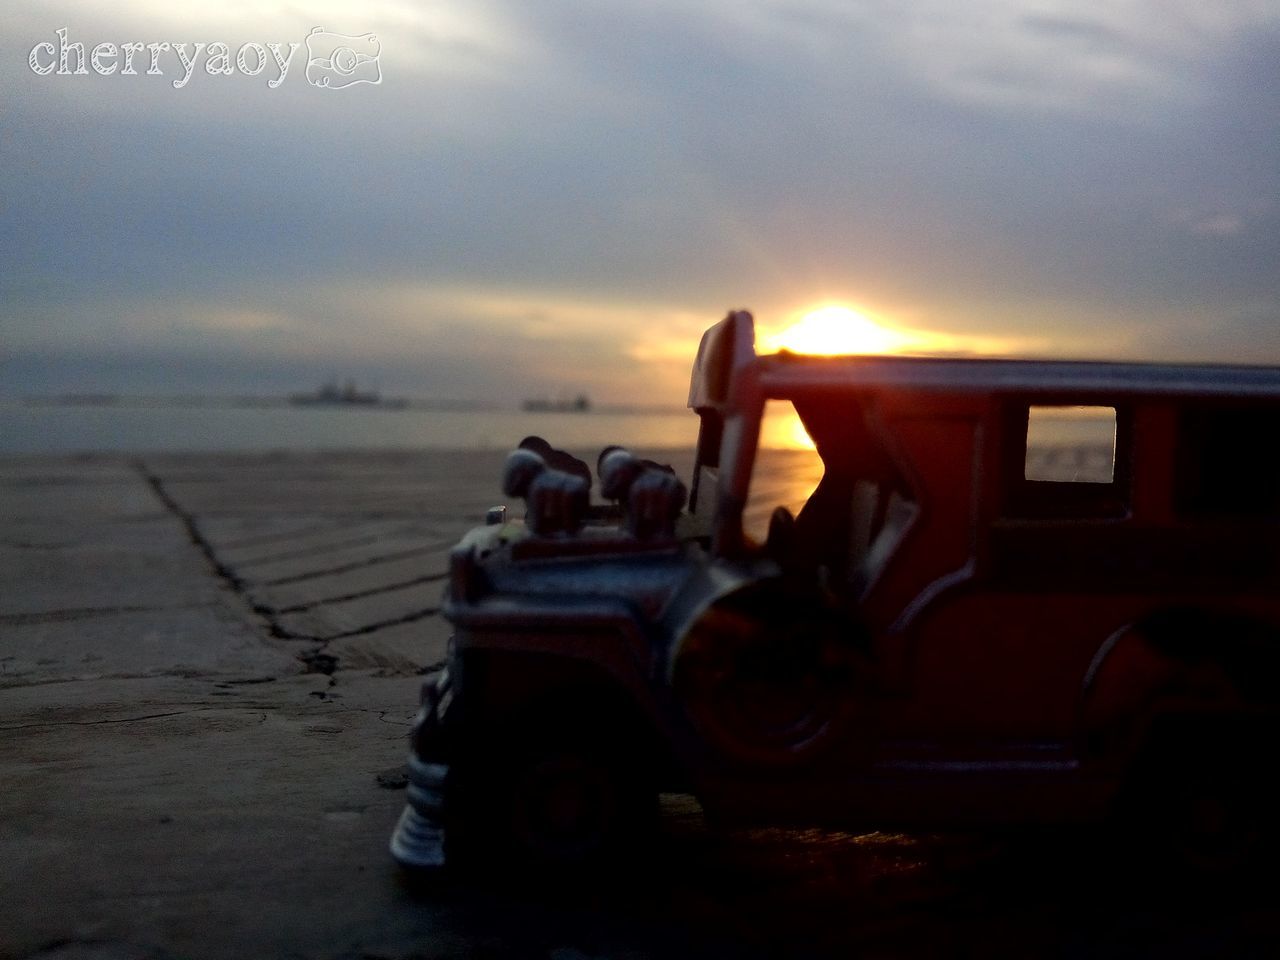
748;302;1032;451
759;303;1024;359
763;305;915;356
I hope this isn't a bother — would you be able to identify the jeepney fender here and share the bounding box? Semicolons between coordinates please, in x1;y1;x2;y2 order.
445;561;770;757
1078;606;1280;771
658;559;779;685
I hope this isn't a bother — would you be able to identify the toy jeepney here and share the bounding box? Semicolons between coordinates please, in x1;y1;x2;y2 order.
391;309;1280;873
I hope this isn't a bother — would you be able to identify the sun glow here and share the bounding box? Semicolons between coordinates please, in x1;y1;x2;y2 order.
759;402;817;451
764;305;914;356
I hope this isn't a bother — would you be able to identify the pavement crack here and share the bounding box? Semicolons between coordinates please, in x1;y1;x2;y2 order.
0;708;265;731
229;533;386;568
267;620;320;641
134;460;313;650
319;607;441;641
257;542;453;587
290;606;443;678
136;461;247;592
265;573;447;615
133;461;447;694
298;649;339;675
0;605;152;626
217;518;369;551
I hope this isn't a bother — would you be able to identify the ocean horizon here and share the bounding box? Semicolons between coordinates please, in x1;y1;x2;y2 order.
0;397;1113;463
0;398;701;455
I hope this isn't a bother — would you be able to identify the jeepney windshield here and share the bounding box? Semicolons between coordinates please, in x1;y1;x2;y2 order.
742;395;916;592
742;401;824;540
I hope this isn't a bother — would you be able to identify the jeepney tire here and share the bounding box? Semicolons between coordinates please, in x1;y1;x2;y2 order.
444;706;659;881
674;595;870;770
1110;713;1276;883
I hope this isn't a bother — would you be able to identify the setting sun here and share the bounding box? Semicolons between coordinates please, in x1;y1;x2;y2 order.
764;305;914;356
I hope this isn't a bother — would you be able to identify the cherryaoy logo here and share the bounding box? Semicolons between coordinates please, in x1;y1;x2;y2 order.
27;26;381;90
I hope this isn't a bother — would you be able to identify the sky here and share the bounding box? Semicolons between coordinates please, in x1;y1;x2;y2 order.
2;1;1277;405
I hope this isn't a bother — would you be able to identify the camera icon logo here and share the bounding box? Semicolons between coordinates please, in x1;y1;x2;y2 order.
304;28;381;89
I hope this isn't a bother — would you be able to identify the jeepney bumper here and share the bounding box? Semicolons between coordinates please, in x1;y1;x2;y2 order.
389;667;452;870
389;756;449;869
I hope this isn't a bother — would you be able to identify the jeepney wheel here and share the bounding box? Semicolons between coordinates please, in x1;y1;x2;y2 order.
1112;715;1276;880
674;592;870;769
447;708;658;877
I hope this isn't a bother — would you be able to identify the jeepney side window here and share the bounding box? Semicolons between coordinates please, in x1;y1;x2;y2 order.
1175;407;1280;518
1024;406;1117;483
1004;403;1130;518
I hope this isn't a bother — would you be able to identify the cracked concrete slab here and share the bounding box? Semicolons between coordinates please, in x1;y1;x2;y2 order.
0;455;455;959
0;672;424;959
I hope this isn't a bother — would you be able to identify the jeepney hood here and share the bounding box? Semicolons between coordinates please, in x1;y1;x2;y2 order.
440;433;766;639
443;521;702;626
441;520;764;637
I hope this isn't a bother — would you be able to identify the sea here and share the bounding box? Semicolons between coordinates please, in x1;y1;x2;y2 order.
0;399;1111;466
0;400;703;455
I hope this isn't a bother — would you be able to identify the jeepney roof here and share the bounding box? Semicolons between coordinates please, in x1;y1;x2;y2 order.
755;351;1280;400
688;311;1280;407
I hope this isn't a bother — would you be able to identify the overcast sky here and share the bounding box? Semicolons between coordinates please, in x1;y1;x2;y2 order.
2;1;1277;403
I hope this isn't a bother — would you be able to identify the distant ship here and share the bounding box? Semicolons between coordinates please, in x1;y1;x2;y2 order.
290;379;406;409
522;394;591;413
